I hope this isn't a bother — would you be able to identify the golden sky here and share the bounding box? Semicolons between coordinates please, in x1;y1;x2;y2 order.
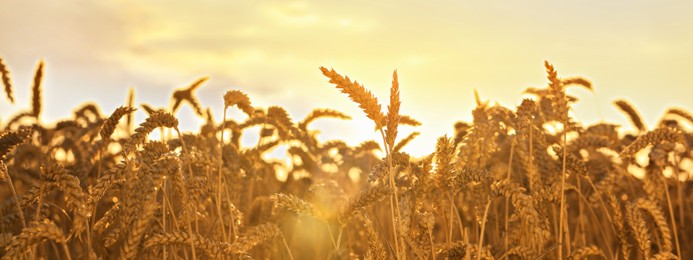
1;1;692;156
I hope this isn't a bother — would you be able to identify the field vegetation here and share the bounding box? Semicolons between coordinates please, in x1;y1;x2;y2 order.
0;57;692;259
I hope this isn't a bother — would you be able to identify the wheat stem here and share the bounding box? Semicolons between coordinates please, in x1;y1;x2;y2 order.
476;198;492;260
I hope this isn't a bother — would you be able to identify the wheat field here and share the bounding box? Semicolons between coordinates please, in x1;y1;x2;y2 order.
0;58;691;259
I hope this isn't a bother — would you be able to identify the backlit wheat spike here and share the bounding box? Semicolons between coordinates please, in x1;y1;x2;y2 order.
664;107;693;125
561;76;593;91
171;76;208;116
608;195;631;259
0;57;14;104
224;90;255;116
0;161;8;182
355;140;381;153
501;246;535;259
386;69;400;149
614;100;646;132
368;152;410;183
474;89;489;108
567;245;605;260
298;108;351;130
320;67;385;129
632;198;673;253
544;61;568;123
449;167;490;189
619;127;685;159
89;163;126;207
224;223;283;254
514;98;536;136
140;103;163;116
651;252;679;260
73;102;102;121
17;183;57;210
0;128;32;159
434;135;455;179
124;111;179;154
392;131;419;153
93;202;120;233
398;115;421;126
126;87;135;131
119;191;157;260
144;231;222;258
43;164;89;235
271;193;325;221
568;135;612;153
100;106;136;141
626;202;652;258
363;216;388;260
267;106;294;131
443;241;467;259
339;183;392;224
31;60;44;119
2;221;67;259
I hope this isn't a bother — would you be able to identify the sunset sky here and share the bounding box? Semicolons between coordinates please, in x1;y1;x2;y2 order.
1;1;692;157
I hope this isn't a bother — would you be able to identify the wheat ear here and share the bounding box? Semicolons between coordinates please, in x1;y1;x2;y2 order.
0;57;14;104
319;67;385;129
31;60;44;119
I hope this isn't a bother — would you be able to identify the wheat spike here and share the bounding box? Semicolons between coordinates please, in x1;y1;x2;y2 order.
435;135;455;180
171;77;208;116
31;60;44;119
267;106;295;133
100;106;136;141
0;57;14;104
224;90;255;116
360;216;388;260
0;128;32;159
298;108;351;130
0;161;8;182
339;184;392;224
663;107;693;125
51;167;89;235
271;193;325;221
514;98;536;137
561;76;593;91
145;231;222;258
626;202;652;258
651;252;679;260
126;87;135;131
392;131;419;153
320;67;385;129
545;61;568;123
124;111;179;154
567;245;605;260
398;115;421;126
614;100;646;132
385;69;401;149
119;190;157;259
224;223;283;254
633;198;673;253
619;127;684;159
89;163;126;208
2;221;66;259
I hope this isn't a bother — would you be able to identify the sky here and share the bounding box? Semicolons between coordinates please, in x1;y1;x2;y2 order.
1;1;692;157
